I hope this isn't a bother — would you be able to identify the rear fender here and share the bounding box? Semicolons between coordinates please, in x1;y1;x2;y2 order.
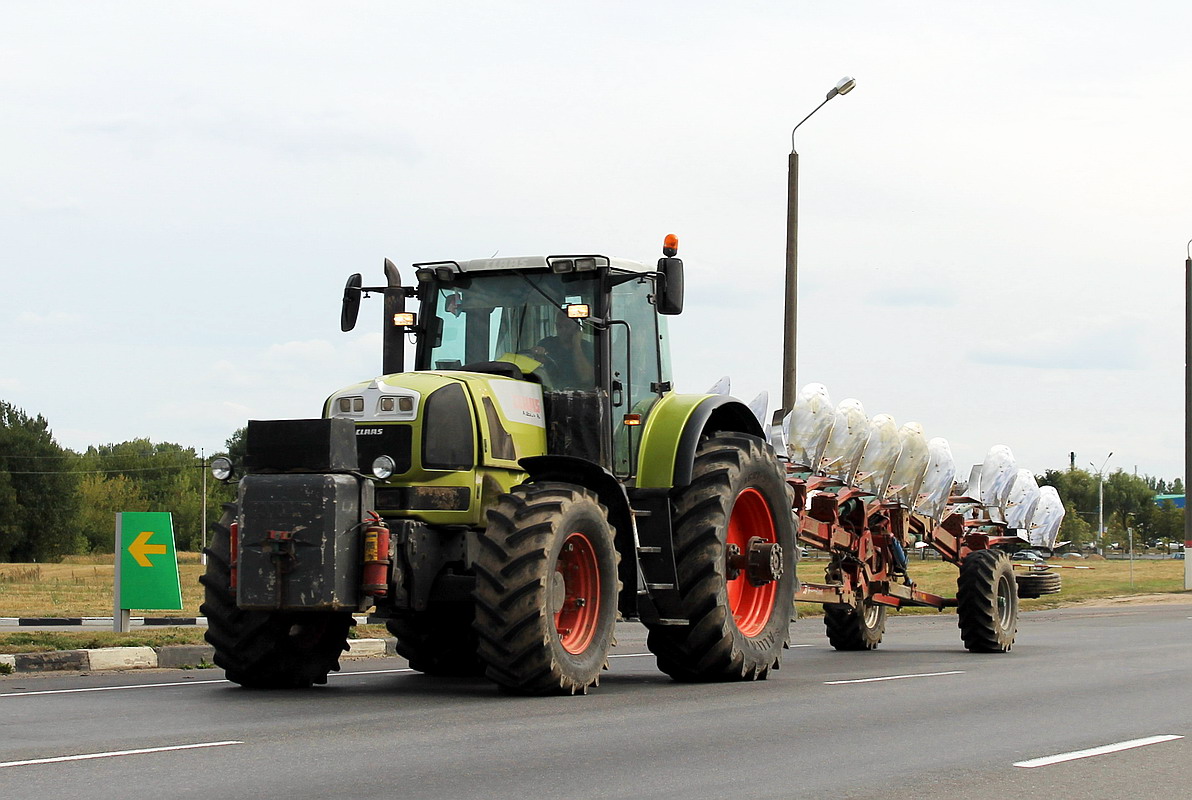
635;394;764;490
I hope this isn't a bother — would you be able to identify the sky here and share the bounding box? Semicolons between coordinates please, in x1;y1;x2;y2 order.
2;1;1190;482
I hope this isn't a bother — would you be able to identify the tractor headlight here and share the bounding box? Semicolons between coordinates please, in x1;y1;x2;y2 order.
210;457;234;482
371;455;397;480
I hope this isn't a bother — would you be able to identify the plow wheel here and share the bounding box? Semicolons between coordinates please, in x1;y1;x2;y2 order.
1015;570;1061;599
646;433;796;682
200;504;354;689
386;601;484;677
957;549;1018;653
824;599;887;651
472;482;620;695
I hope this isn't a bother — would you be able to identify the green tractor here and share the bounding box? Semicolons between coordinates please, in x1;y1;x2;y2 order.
201;236;797;694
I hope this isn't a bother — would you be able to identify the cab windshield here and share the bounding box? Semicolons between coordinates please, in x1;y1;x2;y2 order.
424;271;599;390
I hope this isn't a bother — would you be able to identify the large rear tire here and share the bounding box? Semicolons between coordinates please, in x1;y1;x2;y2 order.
386;602;484;677
824;600;887;651
472;483;620;695
957;549;1018;653
645;433;796;681
200;504;354;688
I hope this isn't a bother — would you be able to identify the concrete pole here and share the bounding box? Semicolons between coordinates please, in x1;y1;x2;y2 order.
782;150;800;414
1185;248;1191;588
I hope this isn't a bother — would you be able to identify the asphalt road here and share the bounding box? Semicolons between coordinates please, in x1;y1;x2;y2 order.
2;604;1189;800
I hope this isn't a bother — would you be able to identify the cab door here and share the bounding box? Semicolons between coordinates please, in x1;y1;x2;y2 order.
609;276;666;478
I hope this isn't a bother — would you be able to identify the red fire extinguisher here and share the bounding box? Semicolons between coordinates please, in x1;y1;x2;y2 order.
361;514;391;598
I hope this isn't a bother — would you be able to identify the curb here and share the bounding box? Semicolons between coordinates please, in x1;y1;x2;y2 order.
0;638;395;675
0;617;207;627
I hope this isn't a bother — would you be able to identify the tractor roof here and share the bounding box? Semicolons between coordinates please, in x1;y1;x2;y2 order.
449;255;648;274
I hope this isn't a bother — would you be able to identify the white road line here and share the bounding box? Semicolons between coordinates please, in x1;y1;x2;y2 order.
0;741;243;769
0;668;422;698
329;668;415;677
0;679;229;698
824;670;964;685
1014;735;1184;768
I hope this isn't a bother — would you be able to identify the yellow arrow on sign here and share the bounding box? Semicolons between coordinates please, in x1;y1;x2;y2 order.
129;531;167;567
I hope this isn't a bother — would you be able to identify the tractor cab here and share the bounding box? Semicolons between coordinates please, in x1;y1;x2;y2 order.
346;240;685;480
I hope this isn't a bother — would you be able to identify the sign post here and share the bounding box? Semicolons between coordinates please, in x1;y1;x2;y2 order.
114;512;184;632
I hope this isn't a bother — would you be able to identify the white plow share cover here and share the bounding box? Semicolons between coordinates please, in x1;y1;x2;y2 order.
769;382;1065;549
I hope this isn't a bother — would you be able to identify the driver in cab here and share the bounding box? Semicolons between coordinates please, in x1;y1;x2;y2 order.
528;308;593;390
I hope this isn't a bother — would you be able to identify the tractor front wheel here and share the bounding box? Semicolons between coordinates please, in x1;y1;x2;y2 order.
472;483;620;695
200;504;354;688
645;432;796;681
957;549;1018;652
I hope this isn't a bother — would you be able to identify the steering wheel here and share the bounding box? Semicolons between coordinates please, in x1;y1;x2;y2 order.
515;348;561;385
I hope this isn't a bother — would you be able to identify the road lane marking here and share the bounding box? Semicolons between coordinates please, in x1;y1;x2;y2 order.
0;679;229;698
824;670;964;685
0;741;243;769
1014;735;1183;768
330;668;415;677
0;669;416;698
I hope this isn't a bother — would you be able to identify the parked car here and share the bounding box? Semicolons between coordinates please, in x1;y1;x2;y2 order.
1060;552;1085;559
1011;550;1046;563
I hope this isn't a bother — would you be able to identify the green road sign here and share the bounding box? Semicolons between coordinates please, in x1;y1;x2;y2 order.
115;512;183;611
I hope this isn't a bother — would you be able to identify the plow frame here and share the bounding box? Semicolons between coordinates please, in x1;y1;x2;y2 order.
789;473;1019;612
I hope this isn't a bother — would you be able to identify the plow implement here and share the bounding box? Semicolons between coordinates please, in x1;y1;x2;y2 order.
768;382;1067;652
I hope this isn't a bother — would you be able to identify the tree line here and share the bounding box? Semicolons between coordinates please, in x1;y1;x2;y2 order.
1038;468;1184;551
1;399;1186;562
0;400;242;562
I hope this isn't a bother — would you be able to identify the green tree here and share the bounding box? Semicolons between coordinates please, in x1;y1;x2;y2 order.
76;440;206;551
1056;501;1093;547
0;402;83;561
1102;470;1158;550
76;473;146;552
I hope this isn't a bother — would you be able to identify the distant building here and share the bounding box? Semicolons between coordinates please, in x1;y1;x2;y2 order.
1154;494;1186;509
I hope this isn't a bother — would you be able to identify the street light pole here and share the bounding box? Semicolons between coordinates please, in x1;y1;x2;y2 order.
782;76;856;415
1091;453;1112;556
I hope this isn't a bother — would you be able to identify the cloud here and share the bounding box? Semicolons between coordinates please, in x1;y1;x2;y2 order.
865;284;958;308
968;317;1147;370
15;311;80;325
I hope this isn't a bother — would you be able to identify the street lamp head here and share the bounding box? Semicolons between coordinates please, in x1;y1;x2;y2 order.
828;76;857;99
792;75;858;151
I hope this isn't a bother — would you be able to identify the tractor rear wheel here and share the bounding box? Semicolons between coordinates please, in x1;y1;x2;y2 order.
824;599;887;650
200;504;354;688
957;548;1018;652
472;482;620;695
645;432;796;681
386;602;484;677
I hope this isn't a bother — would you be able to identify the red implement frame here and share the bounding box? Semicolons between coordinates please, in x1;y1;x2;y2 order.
789;474;1018;612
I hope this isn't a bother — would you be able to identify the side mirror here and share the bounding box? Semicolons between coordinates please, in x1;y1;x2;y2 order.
657;257;684;315
341;273;363;332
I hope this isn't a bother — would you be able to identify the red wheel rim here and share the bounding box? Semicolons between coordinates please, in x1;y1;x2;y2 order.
554;532;601;654
726;488;778;637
